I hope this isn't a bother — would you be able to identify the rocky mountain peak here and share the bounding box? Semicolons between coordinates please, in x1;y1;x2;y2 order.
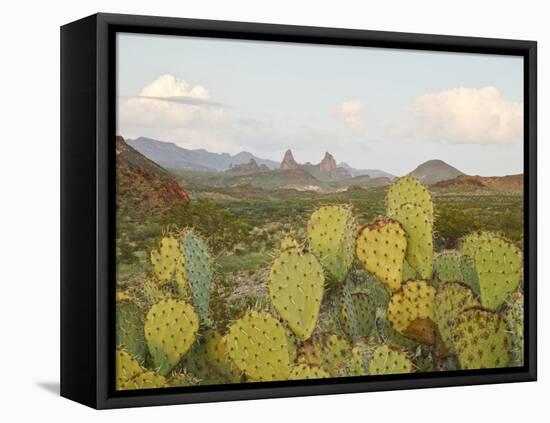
320;152;337;172
280;149;300;170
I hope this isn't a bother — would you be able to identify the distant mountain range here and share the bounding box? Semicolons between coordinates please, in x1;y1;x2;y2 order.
127;137;279;172
122;135;520;193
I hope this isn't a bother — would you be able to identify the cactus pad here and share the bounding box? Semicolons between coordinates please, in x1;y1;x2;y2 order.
388;203;433;280
116;349;143;390
182;330;239;384
452;308;511;369
297;334;352;376
167;371;198;388
388;280;436;344
473;236;522;310
339;287;375;341
150;236;181;284
434;282;480;353
226;310;290;382
289;364;330;380
116;298;147;364
180;231;214;322
356;219;407;292
144;299;199;376
307;204;356;283
433;251;463;283
502;292;524;366
269;248;324;341
120;371;167;390
369;344;413;375
386;176;434;223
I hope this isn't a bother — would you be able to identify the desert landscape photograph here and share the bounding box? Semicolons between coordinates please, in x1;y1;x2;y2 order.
114;33;525;390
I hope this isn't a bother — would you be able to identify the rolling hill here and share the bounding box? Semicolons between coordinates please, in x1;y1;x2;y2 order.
116;136;190;212
407;159;465;185
433;174;523;192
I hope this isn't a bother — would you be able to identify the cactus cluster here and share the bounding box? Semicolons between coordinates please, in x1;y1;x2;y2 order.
116;175;524;390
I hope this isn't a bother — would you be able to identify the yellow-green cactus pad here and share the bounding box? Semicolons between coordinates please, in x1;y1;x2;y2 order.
388;203;433;280
355;219;407;292
144;299;199;376
115;349;144;390
452;308;511;369
473;236;523;310
297;334;352;377
150;236;181;284
226;310;290;382
386;176;434;224
119;371;167;390
289;364;330;380
388;280;436;344
307;204;356;283
347;341;369;376
269;248;324;341
369;344;413;375
434;282;480;354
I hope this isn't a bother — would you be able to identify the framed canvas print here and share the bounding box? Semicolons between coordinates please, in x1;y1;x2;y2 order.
60;13;537;409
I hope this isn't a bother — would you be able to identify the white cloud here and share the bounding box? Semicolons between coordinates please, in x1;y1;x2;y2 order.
117;74;234;152
335;100;364;128
118;74;225;129
411;86;523;144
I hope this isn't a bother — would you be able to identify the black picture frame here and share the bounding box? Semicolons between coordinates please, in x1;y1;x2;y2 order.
60;12;537;409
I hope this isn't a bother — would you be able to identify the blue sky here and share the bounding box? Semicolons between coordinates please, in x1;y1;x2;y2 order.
117;33;524;176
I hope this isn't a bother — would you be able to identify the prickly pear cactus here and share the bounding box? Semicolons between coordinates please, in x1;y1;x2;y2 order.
356;219;407;292
434;282;480;354
369;344;413;375
307;204;356;283
167;371;198;388
182;330;239;384
297;334;352;377
120;371;167;390
289;364;330;380
226;310;290;382
116;348;144;390
269;248;324;341
474;236;522;310
388;280;436;344
433;251;463;283
459;232;496;293
116;296;147;364
150;236;181;284
386;176;434;224
180;231;214;322
144;299;199;376
502;292;524;366
279;235;300;251
346;341;369;376
452;308;511;369
388;203;433;280
403;259;417;281
142;278;166;305
339;287;375;341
